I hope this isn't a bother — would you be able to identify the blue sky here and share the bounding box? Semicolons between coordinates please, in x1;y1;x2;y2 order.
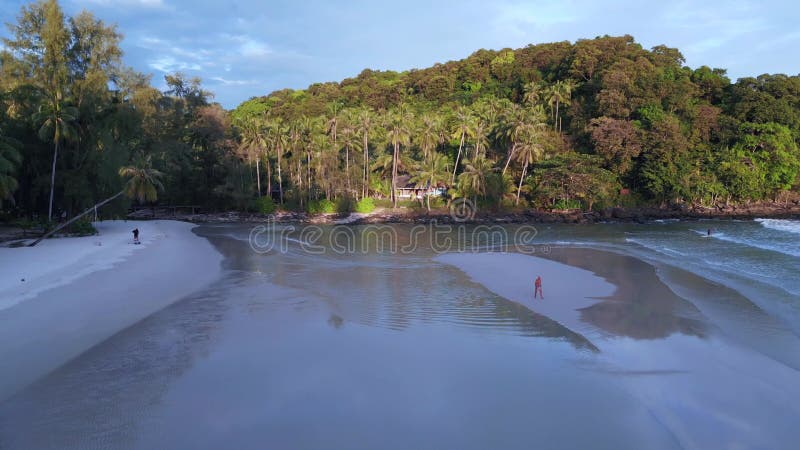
2;0;799;108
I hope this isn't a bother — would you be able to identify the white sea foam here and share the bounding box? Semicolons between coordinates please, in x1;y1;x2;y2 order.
756;218;800;235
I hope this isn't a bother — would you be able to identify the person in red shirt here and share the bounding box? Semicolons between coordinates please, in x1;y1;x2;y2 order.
534;276;543;299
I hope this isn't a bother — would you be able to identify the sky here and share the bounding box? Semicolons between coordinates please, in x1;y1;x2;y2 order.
2;0;799;109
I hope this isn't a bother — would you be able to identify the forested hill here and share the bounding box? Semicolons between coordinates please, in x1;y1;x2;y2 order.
2;1;800;223
233;35;800;209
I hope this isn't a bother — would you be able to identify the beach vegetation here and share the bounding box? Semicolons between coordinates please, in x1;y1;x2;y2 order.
1;2;799;222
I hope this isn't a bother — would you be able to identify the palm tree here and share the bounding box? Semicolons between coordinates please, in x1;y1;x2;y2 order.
269;118;289;204
458;156;492;205
547;80;577;132
514;132;547;206
355;108;376;198
417;112;444;161
237;118;264;197
311;133;332;199
339;119;361;197
472;119;491;161
412;153;450;212
0;132;22;206
499;103;538;175
385;106;413;208
523;81;544;106
35;93;79;221
29;163;164;247
325;101;343;146
450;106;476;184
119;164;166;203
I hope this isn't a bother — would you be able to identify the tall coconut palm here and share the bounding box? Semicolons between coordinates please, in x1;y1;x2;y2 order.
547;80;577;132
514;132;547;206
0;133;22;206
499;103;536;175
450;106;476;184
237;118;264;196
339;119;361;197
311;133;333;199
523;81;545;106
472;119;491;161
119;164;166;203
385;106;413;208
458;156;492;205
35;94;79;221
29;163;164;247
412;153;450;212
417;112;444;161
269;118;289;204
355;107;376;198
325;101;343;146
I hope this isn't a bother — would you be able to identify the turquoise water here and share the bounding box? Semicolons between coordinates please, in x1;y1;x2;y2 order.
533;218;800;336
1;219;799;449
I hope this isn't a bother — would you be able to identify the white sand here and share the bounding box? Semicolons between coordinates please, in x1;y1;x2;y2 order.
0;220;222;399
436;251;615;340
2;221;173;309
437;251;800;449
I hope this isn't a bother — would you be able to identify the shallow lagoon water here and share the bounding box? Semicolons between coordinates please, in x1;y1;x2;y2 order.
1;220;799;449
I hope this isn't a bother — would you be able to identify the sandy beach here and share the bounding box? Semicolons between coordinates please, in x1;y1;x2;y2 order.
436;248;800;449
2;222;800;449
0;220;222;400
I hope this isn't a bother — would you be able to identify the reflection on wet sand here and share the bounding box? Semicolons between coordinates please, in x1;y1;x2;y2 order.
541;248;706;340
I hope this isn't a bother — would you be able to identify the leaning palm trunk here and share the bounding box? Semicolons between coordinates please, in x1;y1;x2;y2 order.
515;160;529;206
363;133;369;198
451;132;464;184
30;190;125;247
255;157;262;197
502;144;517;176
266;159;272;196
277;146;284;204
391;143;398;208
47;139;59;221
346;144;351;195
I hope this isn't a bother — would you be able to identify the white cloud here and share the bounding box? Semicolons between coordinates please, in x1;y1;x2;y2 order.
210;76;258;86
148;56;201;73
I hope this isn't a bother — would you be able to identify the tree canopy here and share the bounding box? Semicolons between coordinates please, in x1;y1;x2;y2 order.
2;1;799;221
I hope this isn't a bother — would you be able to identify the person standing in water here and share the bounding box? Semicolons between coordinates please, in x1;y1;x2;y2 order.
132;228;140;244
534;276;543;299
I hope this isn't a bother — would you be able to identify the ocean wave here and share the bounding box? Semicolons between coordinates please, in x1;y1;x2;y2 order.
756;218;800;235
711;232;800;258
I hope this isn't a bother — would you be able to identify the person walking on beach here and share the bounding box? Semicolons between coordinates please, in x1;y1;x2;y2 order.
534;276;543;299
132;228;140;244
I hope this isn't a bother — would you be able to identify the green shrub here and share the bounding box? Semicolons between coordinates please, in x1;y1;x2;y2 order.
354;198;376;213
12;217;37;230
552;198;582;210
307;199;336;214
336;197;354;214
373;198;393;208
427;197;446;209
256;196;276;214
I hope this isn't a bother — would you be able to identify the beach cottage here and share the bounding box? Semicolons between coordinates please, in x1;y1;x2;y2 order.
395;175;447;200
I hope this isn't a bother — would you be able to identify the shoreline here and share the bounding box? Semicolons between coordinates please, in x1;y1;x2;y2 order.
122;202;800;226
0;220;223;400
434;248;709;348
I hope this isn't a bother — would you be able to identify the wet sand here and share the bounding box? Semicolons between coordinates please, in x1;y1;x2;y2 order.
437;248;800;449
2;224;800;449
0;221;222;400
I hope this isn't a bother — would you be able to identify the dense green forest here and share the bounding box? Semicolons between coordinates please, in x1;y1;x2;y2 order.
2;0;799;223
